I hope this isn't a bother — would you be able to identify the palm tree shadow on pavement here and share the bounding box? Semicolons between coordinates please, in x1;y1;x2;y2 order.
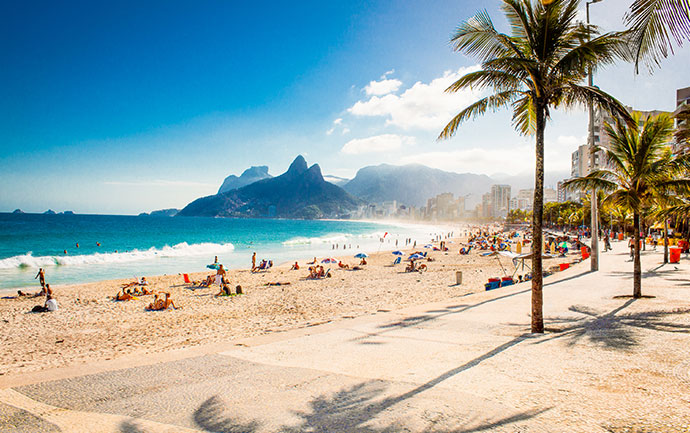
535;299;690;351
118;335;550;433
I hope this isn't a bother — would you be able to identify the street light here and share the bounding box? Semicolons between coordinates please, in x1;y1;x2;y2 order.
586;0;603;272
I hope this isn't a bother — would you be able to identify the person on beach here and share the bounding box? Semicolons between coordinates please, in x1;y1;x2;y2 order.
35;268;46;289
338;261;349;269
146;292;179;310
114;288;135;301
291;262;300;270
251;252;256;271
31;294;58;313
628;238;635;259
214;256;218;264
359;258;367;266
216;278;233;296
215;264;227;287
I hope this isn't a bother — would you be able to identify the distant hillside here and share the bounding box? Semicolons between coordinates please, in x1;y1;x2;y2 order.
343;164;493;207
179;156;362;219
139;208;179;217
218;166;272;194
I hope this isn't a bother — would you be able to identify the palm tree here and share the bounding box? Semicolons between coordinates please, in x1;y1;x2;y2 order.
439;0;631;333
624;0;690;72
565;113;689;297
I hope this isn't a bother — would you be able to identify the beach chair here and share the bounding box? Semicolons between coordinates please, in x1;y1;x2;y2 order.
393;256;401;265
183;274;191;284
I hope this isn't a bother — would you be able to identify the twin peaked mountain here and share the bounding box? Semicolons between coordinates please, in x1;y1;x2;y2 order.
178;155;494;219
178;156;361;219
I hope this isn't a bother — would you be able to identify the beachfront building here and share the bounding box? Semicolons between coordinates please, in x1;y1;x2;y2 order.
674;86;690;154
481;192;492;219
490;184;511;219
509;187;557;211
425;192;466;220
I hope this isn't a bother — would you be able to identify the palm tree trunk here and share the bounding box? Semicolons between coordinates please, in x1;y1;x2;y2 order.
663;219;669;264
633;212;642;298
531;106;545;333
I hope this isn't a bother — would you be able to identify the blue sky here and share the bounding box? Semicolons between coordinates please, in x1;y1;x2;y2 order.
1;0;689;214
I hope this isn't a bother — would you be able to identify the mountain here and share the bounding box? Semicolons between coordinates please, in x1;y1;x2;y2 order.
343;164;493;208
139;208;179;217
43;209;56;215
218;166;272;194
12;209;24;214
178;156;362;219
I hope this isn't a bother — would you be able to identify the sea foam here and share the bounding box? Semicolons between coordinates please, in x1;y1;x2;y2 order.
0;242;235;269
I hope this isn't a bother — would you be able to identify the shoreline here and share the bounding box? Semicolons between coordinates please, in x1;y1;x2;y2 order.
0;219;458;294
0;225;556;378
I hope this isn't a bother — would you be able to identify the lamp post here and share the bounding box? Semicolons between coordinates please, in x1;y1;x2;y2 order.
586;0;602;272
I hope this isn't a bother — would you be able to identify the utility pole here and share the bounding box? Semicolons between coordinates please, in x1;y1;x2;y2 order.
587;0;602;272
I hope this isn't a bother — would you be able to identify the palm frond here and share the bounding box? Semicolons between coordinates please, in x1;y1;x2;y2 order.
451;10;521;61
624;0;690;72
445;69;524;93
438;91;521;140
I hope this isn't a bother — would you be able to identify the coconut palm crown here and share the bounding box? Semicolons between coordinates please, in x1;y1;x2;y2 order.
439;0;632;333
564;113;690;298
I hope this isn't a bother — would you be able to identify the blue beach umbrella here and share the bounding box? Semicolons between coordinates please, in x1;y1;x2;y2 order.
392;251;403;256
354;253;368;259
424;244;433;248
408;253;424;260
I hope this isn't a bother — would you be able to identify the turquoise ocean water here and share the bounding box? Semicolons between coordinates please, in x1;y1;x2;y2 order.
0;213;450;292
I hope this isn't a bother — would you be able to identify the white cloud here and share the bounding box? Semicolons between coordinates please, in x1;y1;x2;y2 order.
349;65;483;130
341;128;350;135
326;128;335;135
364;78;403;96
341;134;416;155
382;69;395;78
397;136;575;176
333;118;343;125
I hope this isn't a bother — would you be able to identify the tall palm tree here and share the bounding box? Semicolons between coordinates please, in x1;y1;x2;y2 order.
439;0;631;333
565;113;689;297
625;0;690;72
675;103;690;148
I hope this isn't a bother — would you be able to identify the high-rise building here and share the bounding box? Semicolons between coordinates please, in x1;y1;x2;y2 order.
675;86;690;154
490;184;511;218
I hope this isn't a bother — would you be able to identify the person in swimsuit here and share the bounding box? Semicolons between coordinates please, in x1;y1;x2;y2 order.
35;268;46;289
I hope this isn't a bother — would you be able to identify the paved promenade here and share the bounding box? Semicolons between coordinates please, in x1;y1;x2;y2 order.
2;241;689;432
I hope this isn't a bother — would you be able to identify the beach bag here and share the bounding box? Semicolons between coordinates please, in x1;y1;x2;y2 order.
235;285;243;295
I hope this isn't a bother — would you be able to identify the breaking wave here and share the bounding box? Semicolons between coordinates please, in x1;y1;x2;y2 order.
282;231;386;246
0;242;235;269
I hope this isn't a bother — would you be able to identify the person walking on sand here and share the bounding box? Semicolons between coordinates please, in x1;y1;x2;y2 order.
215;264;227;288
35;268;46;289
251;252;256;271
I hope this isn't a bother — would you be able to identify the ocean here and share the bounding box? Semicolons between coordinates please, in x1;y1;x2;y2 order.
0;213;451;292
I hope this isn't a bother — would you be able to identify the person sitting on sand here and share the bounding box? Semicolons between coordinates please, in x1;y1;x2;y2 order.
359;258;367;266
338;261;349;269
290;262;300;270
405;261;416;272
31;294;58;313
114;288;135;301
216;278;233;296
140;277;148;286
307;257;317;264
418;264;427;272
146;292;179;310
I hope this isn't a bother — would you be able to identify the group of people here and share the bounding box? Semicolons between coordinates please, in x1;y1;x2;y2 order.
15;268;59;312
307;265;330;279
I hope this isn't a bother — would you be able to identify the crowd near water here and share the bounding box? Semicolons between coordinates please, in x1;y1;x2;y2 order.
0;213;449;292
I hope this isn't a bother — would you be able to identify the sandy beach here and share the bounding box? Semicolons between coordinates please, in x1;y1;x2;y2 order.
0;229;563;377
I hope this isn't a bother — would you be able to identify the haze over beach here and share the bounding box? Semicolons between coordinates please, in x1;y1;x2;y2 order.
2;1;690;432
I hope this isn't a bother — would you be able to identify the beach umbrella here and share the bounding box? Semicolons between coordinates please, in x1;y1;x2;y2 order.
392;251;403;256
354;253;368;259
424;244;433;248
408;253;424;260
